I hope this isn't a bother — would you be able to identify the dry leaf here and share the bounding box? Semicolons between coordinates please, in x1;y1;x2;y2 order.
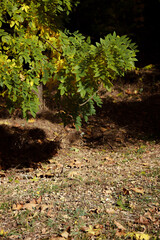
36;171;43;178
114;221;126;230
28;119;36;123
81;225;101;236
23;202;37;211
60;231;69;239
131;187;144;194
29;198;37;204
144;211;154;221
42;228;47;234
106;208;116;214
123;188;130;195
12;203;23;210
115;229;126;237
137;215;150;225
0;171;5;177
40;204;49;213
68;171;79;178
68;159;82;168
50;236;66;240
135;232;151;240
36;196;42;204
89;208;100;214
100;127;107;132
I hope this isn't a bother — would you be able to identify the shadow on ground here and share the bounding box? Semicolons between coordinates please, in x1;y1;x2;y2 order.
83;94;160;148
0;125;60;170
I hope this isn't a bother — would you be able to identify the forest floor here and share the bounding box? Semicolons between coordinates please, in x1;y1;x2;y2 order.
0;65;160;240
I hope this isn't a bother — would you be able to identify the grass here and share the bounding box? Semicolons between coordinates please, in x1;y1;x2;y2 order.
1;144;159;239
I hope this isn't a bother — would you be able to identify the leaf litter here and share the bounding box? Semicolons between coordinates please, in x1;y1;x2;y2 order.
0;69;160;239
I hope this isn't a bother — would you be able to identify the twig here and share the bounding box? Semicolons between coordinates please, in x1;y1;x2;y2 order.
79;89;99;107
40;37;62;54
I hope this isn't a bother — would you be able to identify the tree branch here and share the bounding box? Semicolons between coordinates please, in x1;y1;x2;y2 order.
40;37;62;54
79;89;99;107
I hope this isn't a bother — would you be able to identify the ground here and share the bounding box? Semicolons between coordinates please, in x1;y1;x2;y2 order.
0;66;160;240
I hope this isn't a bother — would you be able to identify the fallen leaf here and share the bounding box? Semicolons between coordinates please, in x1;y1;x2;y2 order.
28;119;36;123
42;228;47;234
68;159;82;168
106;208;116;214
68;171;79;178
114;221;126;230
127;232;152;240
23;202;37;211
50;236;66;240
0;171;5;177
40;204;50;213
81;225;102;236
0;229;8;236
137;215;150;225
12;203;23;210
60;231;69;239
135;232;151;240
100;127;107;132
115;229;126;237
29;198;37;204
131;187;144;194
36;196;42;204
89;208;101;214
144;211;154;221
123;188;130;195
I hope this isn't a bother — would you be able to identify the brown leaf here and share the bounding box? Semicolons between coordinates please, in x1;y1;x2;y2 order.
67;171;79;178
123;188;130;195
68;159;82;168
36;195;42;204
137;215;150;225
12;203;23;210
89;208;101;214
50;236;66;240
40;204;50;213
131;187;144;194
115;229;126;237
23;202;37;211
144;211;154;221
29;198;37;204
44;171;55;178
114;221;126;230
60;231;69;239
106;208;116;214
0;171;5;177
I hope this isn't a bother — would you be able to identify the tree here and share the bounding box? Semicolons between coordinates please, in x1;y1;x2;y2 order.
0;0;138;129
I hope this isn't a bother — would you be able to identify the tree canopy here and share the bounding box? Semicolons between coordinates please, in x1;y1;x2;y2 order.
0;0;138;128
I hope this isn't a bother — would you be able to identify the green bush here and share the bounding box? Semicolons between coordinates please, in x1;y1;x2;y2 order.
0;0;138;128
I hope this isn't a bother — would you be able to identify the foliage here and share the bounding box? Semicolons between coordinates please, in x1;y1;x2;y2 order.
0;0;138;128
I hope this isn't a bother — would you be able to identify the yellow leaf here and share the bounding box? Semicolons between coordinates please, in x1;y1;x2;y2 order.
0;229;7;236
126;232;152;240
28;118;36;123
82;225;101;236
135;233;151;240
22;4;30;12
127;232;151;240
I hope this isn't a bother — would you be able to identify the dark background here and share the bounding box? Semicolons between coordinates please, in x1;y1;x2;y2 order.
66;0;160;67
